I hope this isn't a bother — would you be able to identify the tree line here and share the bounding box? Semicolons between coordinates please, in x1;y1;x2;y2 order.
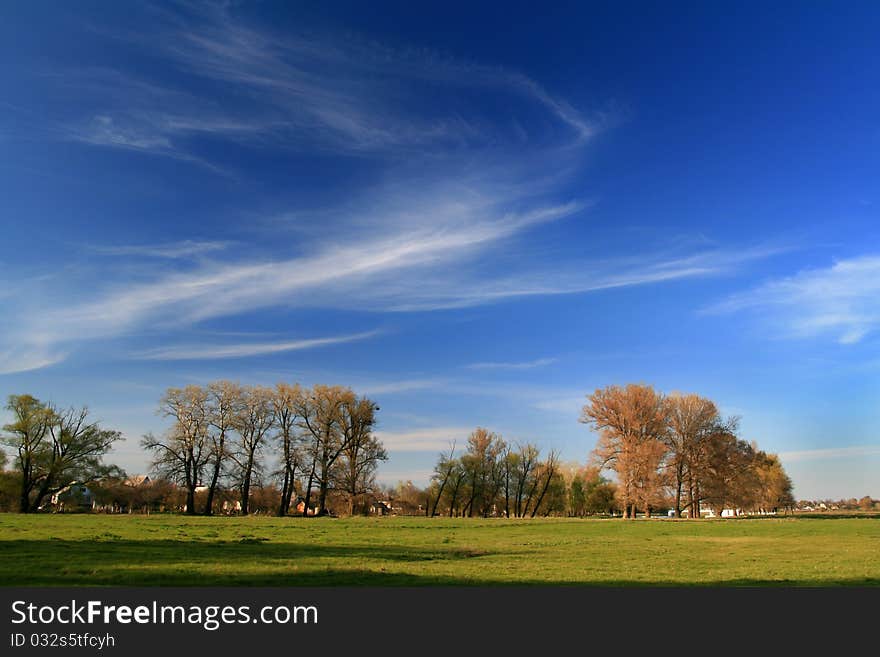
0;384;388;516
423;429;617;517
0;382;802;518
414;383;796;519
581;383;795;518
425;429;564;517
140;382;387;516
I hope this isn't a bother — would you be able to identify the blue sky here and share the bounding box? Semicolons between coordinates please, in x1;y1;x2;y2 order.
1;1;879;499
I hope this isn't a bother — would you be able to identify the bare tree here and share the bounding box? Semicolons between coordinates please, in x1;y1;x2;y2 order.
231;385;275;515
513;443;540;518
272;383;303;517
436;456;467;517
666;393;720;518
204;381;241;516
581;384;670;518
336;395;385;515
427;441;457;517
512;443;542;517
295;385;353;516
142;386;211;515
528;449;560;518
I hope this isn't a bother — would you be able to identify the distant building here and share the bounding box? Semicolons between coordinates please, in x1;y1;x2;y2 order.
124;475;151;487
370;501;392;516
51;483;94;510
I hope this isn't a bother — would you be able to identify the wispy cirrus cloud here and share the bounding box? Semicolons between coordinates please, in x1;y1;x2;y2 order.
0;222;785;375
157;5;600;151
779;445;880;463
0;5;790;377
0;347;68;376
376;469;436;486
374;427;474;452
466;358;557;370
49;201;581;333
67;114;234;175
0;200;583;373
133;330;380;361
89;239;232;259
62;4;600;167
357;379;447;396
369;242;789;312
708;254;880;344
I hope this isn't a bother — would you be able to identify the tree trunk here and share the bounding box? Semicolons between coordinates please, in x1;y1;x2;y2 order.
317;478;329;516
530;471;554;518
240;459;252;516
429;476;448;517
185;487;196;516
302;468;314;517
278;467;291;517
204;458;222;516
687;480;696;519
240;466;252;516
674;462;683;518
448;484;460;518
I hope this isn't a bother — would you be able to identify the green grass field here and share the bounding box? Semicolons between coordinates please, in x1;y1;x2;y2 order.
1;514;878;586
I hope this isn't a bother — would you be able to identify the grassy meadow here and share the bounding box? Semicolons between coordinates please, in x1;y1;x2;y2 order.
1;514;878;586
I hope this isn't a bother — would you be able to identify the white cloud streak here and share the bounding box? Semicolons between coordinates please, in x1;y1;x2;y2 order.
0;348;67;376
374;427;474;452
466;358;557;370
90;239;232;259
357;379;447;395
0;225;784;374
375;469;435;486
779;445;880;463
368;243;788;312
64;6;599;165
0;7;791;375
709;254;880;344
133;330;380;361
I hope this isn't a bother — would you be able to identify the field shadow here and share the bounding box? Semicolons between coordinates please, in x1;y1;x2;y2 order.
0;538;497;586
1;538;878;587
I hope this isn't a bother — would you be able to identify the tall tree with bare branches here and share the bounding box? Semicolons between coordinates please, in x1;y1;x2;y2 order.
204;380;240;516
513;442;540;518
142;385;211;515
231;385;275;515
581;384;670;518
336;395;385;515
666;393;720;518
272;382;303;517
428;442;457;517
528;449;561;517
296;385;379;516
